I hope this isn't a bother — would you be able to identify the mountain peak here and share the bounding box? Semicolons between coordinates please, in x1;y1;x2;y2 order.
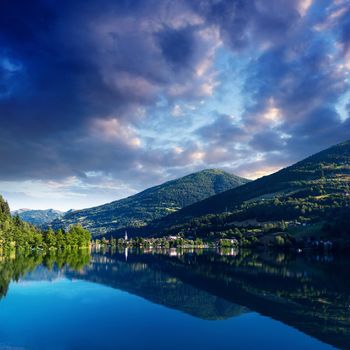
152;138;350;234
51;169;249;236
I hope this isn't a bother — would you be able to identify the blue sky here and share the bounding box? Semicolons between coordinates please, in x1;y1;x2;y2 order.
0;0;350;210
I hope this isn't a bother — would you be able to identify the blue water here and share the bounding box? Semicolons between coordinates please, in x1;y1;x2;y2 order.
0;276;335;350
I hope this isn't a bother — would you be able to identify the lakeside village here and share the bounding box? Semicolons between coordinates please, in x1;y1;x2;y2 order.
91;225;336;253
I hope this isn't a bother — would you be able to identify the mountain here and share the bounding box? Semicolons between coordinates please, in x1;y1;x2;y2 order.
12;208;65;226
149;140;350;241
51;169;249;236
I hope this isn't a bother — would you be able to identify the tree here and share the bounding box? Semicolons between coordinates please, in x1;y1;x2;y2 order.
56;229;66;249
45;229;57;249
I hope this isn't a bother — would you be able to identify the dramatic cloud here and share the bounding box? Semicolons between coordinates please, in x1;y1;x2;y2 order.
0;0;349;209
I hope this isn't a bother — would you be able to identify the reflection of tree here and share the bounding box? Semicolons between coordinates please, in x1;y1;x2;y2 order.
0;249;91;300
43;249;91;271
0;254;44;299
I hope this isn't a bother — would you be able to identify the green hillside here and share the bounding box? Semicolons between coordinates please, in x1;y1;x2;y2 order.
150;141;350;243
51;169;249;236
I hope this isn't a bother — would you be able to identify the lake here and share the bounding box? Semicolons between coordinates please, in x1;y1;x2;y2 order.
0;248;348;350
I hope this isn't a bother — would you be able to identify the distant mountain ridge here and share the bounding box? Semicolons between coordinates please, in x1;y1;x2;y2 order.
12;209;65;226
50;169;249;236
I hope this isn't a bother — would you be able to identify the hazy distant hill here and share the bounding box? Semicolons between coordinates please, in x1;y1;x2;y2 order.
150;141;350;239
51;169;249;236
12;208;65;226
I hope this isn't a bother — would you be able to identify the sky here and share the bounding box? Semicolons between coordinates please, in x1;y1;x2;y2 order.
1;0;350;211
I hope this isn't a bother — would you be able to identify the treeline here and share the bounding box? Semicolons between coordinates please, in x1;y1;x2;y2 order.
0;195;91;252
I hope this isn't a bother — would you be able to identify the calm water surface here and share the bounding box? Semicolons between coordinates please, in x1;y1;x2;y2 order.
0;249;348;350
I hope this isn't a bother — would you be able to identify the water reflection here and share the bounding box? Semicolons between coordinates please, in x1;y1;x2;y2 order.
76;248;350;349
0;249;91;301
0;248;349;349
70;249;247;320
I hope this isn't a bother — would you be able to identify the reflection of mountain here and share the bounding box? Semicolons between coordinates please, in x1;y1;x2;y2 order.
1;250;350;349
169;252;350;350
71;250;350;350
68;254;248;320
20;265;64;282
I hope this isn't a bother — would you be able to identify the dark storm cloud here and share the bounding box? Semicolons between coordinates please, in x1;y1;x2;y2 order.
249;131;287;152
190;0;302;50
0;0;219;183
156;27;195;69
196;114;247;146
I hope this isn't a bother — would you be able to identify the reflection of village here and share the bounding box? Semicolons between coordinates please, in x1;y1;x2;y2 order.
92;232;240;258
93;244;240;260
141;247;239;257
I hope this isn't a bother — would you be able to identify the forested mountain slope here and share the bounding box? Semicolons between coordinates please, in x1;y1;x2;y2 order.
149;141;350;239
51;169;249;236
